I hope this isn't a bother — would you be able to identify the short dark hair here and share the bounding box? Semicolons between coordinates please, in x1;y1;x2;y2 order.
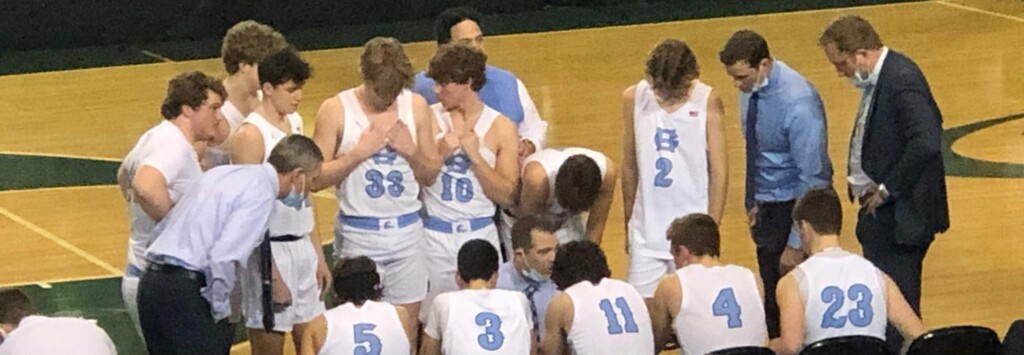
458;239;500;283
646;39;700;101
511;215;561;251
793;187;843;236
819;15;884;53
426;44;488;91
435;7;483;45
666;214;721;257
0;289;32;325
555;154;602;214
332;256;382;306
258;48;312;88
268;134;323;174
550;240;611;290
719;30;771;67
160;71;227;120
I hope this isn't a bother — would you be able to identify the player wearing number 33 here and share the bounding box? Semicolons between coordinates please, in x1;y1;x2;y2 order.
648;214;768;354
310;37;443;336
542;240;654;355
770;188;926;354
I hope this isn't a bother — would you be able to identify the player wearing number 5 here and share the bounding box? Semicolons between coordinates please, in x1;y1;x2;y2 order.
311;37;442;333
771;188;925;354
418;43;521;323
299;256;415;355
622;39;728;302
422;240;535;355
649;214;767;354
542;240;654;355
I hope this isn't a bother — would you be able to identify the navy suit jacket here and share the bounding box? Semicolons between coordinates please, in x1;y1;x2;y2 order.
857;49;950;246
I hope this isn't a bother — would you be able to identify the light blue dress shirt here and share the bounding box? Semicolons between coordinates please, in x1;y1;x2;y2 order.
496;261;557;336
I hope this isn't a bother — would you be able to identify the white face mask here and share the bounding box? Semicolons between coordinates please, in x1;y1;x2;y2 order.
519;252;549;283
749;66;769;93
848;55;874;89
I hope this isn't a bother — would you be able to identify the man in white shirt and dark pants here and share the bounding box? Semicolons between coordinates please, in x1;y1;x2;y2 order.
0;289;116;355
137;135;323;355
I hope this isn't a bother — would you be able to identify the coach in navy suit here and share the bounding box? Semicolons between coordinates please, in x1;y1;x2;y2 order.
818;15;949;351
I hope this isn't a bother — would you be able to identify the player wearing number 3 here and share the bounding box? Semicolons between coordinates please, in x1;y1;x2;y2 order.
621;39;729;303
542;240;654;355
311;37;442;337
649;214;767;354
771;188;925;354
418;43;521;323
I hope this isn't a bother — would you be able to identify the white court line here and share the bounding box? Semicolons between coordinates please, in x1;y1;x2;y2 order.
140;50;175;63
0;184;117;195
0;150;121;162
0;274;117;289
934;1;1024;23
0;206;122;275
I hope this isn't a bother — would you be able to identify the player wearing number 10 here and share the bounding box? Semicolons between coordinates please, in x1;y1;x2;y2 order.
771;188;925;354
542;240;654;355
418;43;521;323
311;37;442;334
422;240;534;355
649;214;767;354
622;39;729;301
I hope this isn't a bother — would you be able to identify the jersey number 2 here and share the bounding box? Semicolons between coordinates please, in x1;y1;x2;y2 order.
654;157;673;187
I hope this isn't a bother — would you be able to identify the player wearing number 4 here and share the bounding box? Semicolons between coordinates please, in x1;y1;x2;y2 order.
422;240;535;355
311;37;442;335
542;240;654;355
298;256;415;355
649;213;767;354
770;188;925;354
419;43;520;323
622;39;728;303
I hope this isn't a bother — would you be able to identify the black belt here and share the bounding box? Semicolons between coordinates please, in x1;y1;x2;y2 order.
147;263;205;284
270;234;303;242
259;230;275;331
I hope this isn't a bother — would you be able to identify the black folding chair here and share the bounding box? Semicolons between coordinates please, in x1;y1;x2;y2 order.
799;335;891;355
708;346;775;355
1003;319;1024;355
907;325;1001;355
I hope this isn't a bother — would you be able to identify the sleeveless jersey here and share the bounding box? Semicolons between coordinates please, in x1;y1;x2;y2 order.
523;147;607;243
335;89;421;217
674;264;767;354
797;249;888;346
628;79;712;259
204;98;250;167
319;301;410;355
423;104;500;220
240;111;314;236
435;289;532;355
564;278;653;355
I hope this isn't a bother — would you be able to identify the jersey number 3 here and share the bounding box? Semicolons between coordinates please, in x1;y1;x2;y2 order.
476;312;505;350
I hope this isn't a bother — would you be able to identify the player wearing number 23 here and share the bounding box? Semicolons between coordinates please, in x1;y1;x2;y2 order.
649;214;767;355
770;189;925;354
542;241;654;355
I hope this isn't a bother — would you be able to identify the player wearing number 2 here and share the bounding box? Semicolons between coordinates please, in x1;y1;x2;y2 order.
621;39;728;302
418;43;520;322
311;37;442;334
649;213;767;354
542;240;654;355
771;188;925;354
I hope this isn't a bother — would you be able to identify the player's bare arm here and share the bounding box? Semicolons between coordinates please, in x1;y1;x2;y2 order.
541;293;573;355
584;160;617;245
311;97;384;191
769;274;804;355
468;115;520;206
706;90;728;224
132;166;172;221
650;274;681;353
519;162;551;216
621;86;640;234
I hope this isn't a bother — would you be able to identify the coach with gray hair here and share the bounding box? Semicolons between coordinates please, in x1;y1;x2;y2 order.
136;135;324;355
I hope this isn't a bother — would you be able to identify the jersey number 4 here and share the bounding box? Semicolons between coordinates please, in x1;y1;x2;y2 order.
712;288;743;328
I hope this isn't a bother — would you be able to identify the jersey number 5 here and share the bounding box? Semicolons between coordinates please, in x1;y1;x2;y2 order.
353;323;382;355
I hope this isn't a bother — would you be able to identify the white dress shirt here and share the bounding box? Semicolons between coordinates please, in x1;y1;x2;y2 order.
848;47;890;198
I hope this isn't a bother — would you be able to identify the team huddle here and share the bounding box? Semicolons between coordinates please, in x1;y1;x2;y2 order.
98;6;939;355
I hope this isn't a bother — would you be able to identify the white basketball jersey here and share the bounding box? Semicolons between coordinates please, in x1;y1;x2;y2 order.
674;264;767;355
240;111;314;236
628;79;712;259
423;104;500;221
797;249;888;346
440;289;532;355
523;148;608;243
319;301;410;355
204;99;249;168
123;120;202;270
335;89;421;217
564;278;654;355
0;316;116;355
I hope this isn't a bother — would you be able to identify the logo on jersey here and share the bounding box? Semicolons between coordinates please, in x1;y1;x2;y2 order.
654;128;680;152
372;147;399;165
444;154;472;174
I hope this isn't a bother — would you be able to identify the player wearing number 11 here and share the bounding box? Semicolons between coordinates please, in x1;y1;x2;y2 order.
649;214;767;354
771;188;925;354
542;240;654;355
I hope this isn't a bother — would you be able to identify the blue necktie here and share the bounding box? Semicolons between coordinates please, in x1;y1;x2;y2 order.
524;283;540;341
744;93;760;211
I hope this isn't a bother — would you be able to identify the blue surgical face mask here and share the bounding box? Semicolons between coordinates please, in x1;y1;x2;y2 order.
281;173;307;211
520;252;549;283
